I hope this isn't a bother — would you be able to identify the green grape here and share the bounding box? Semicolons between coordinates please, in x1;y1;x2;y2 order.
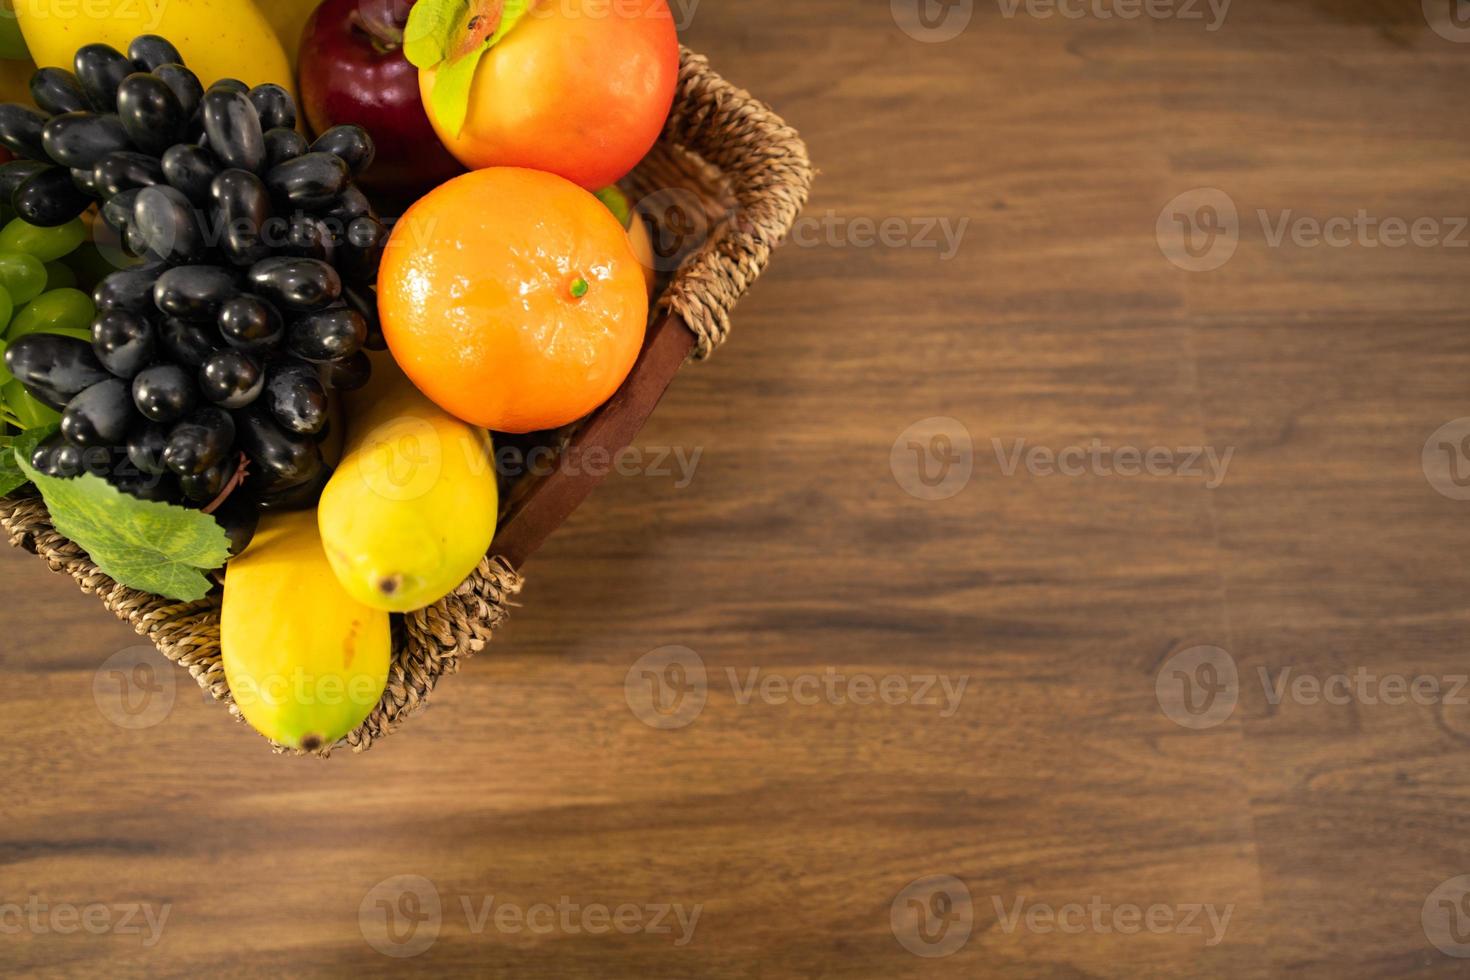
0;218;87;263
0;252;49;307
43;262;77;292
3;378;60;429
9;289;96;343
0;336;10;389
0;284;14;338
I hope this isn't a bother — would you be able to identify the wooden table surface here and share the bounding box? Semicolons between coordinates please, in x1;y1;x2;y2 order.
6;1;1470;976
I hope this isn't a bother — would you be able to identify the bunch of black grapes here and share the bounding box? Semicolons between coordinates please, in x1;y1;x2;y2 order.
0;35;390;551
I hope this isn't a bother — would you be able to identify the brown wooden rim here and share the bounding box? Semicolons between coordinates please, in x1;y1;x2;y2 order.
488;310;697;570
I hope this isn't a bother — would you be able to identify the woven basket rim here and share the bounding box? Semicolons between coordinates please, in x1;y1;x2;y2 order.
0;46;815;755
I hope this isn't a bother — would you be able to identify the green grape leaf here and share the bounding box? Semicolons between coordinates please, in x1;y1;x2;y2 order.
17;454;231;601
0;423;53;496
423;0;533;137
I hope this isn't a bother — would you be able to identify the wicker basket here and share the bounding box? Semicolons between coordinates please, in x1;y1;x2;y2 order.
0;48;812;754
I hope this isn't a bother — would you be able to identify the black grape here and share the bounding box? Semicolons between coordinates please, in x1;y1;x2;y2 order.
29;69;89;116
132;363;198;422
248;84;295;131
61;378;135;447
198;348;264;409
116;73;187;155
91;310;156;378
264;361;328;435
127;35;183;72
74;43;133;111
246;256;340;312
160;143;219;206
4;333;111;409
132;184;208;263
163;406;235;475
42;112;131;170
152;64;203;122
217;293;283;351
310;125;375;176
201;89;264;173
153;265;237;320
0;103;52;161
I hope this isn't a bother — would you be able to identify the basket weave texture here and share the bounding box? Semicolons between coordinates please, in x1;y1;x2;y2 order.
0;47;814;753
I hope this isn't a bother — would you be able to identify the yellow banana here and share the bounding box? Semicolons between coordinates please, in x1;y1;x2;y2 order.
252;0;317;70
17;0;294;92
317;354;500;613
221;509;390;751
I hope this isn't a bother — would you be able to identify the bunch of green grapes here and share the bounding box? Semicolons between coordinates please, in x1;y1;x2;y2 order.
0;216;97;431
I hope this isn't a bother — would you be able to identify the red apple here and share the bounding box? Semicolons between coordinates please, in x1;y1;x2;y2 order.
298;0;463;208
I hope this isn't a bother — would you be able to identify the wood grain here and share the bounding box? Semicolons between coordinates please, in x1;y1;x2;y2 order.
5;1;1470;976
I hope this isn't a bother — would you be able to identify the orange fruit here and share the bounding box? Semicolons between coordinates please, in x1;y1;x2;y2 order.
377;168;649;434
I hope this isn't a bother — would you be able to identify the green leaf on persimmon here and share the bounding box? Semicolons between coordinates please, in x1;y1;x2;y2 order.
415;0;534;137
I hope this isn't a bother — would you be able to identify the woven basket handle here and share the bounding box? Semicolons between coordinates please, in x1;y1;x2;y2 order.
650;48;815;358
491;49;813;568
